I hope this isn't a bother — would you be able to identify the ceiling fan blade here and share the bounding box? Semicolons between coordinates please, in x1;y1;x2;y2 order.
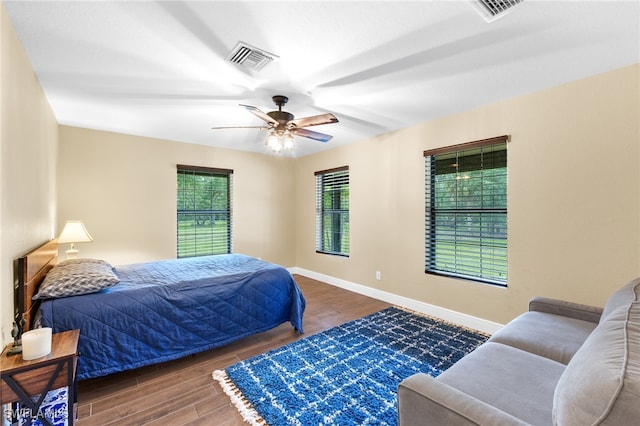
289;113;339;128
240;104;279;125
293;128;333;143
211;125;269;130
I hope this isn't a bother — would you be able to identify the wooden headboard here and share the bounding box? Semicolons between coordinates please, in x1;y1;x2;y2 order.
14;239;58;332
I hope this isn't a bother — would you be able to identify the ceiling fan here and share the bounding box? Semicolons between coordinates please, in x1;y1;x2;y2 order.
212;95;339;153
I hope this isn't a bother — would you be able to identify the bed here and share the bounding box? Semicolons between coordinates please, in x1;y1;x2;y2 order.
16;240;305;380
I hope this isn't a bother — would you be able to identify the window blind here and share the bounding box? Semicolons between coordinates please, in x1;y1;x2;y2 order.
315;166;350;256
177;165;233;258
424;136;508;285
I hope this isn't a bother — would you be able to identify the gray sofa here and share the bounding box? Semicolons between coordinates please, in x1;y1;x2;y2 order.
398;277;640;425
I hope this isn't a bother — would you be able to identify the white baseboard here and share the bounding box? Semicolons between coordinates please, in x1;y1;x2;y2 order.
289;267;503;335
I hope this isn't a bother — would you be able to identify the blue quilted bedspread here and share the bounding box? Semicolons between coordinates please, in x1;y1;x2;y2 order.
38;254;305;380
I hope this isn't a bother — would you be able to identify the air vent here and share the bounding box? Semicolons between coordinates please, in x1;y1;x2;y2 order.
470;0;524;22
226;41;278;72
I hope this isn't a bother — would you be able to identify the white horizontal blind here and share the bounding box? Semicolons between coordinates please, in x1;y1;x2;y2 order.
425;137;508;285
315;166;350;256
177;165;233;258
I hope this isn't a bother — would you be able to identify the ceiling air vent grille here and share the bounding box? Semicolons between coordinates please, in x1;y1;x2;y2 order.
471;0;524;22
226;42;278;72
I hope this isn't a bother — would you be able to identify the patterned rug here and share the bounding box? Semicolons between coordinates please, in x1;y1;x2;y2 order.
212;306;489;425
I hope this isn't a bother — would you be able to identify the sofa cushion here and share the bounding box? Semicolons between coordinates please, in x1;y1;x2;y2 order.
398;373;531;426
601;277;640;320
553;302;640;425
438;342;565;426
488;311;597;364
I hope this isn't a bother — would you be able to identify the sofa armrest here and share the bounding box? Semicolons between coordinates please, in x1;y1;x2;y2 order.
398;373;529;426
529;296;602;323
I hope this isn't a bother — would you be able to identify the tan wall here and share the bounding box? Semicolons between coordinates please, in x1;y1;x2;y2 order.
295;64;640;324
0;4;58;345
57;126;296;267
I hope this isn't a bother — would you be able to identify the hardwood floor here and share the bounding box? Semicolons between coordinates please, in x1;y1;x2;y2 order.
75;275;391;425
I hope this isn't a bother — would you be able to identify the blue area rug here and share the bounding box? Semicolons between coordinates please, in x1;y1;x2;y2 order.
212;306;488;425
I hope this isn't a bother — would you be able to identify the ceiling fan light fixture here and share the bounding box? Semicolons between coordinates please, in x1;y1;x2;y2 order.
215;95;338;154
266;130;295;154
266;132;282;153
283;133;295;152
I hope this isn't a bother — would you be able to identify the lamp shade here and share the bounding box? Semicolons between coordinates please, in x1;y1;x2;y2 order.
58;220;93;244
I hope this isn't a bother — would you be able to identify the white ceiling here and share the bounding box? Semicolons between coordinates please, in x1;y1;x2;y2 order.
4;1;639;157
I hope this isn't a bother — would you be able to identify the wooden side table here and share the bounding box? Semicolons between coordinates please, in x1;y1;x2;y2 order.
1;329;79;426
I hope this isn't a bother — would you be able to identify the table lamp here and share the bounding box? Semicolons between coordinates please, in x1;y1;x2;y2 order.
57;220;93;259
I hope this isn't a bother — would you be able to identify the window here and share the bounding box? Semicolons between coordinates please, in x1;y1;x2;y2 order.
315;166;350;256
424;136;508;285
177;165;233;258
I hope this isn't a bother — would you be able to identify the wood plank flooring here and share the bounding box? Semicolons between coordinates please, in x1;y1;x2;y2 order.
76;275;391;425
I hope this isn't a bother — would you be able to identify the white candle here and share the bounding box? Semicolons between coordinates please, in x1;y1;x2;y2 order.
21;327;52;360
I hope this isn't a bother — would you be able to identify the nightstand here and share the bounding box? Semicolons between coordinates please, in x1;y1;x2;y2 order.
1;329;79;426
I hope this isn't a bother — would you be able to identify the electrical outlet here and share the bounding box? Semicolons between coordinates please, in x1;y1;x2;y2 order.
375;271;381;280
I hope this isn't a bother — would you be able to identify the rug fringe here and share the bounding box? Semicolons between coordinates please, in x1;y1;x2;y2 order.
212;369;268;426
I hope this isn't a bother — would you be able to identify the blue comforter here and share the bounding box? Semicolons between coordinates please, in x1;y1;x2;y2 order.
38;254;305;380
